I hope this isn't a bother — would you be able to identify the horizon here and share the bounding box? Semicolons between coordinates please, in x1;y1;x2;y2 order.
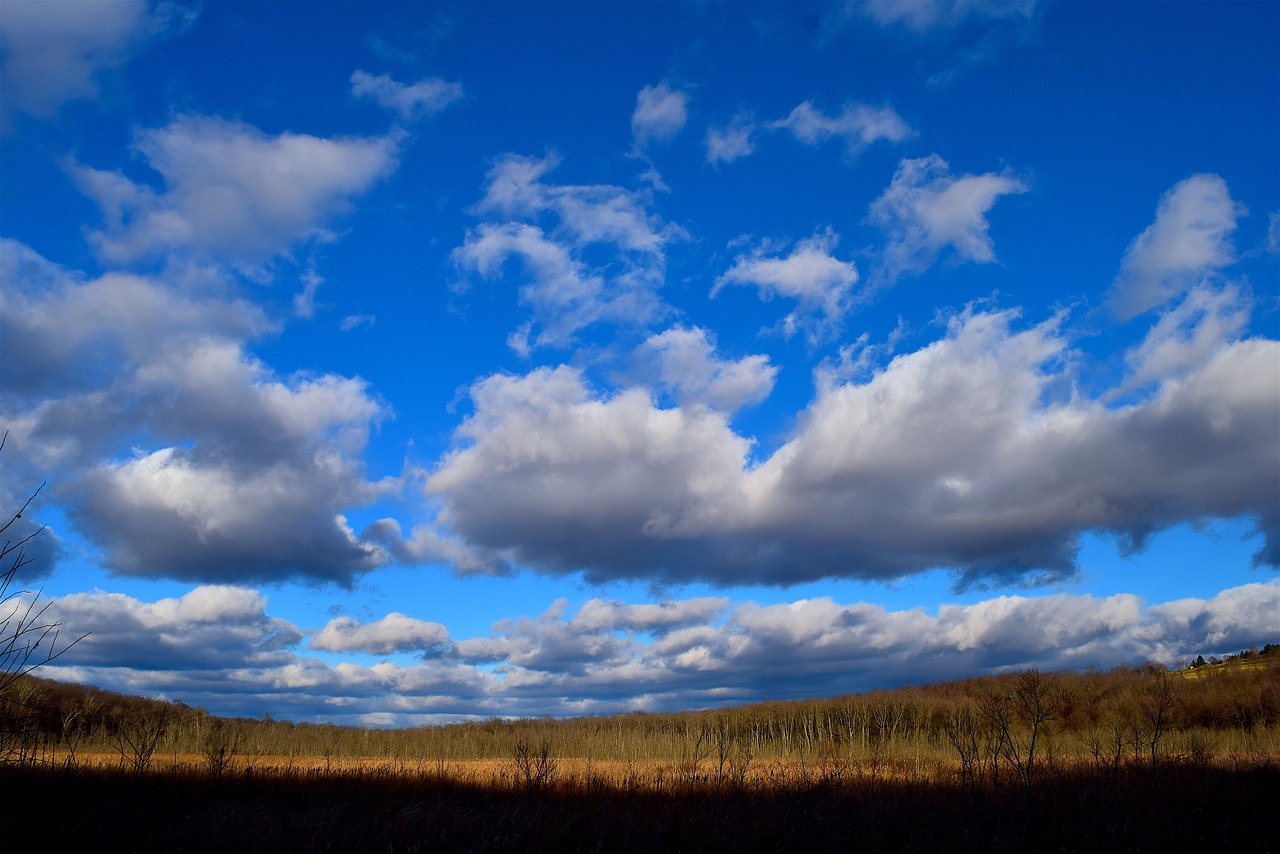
1;0;1277;726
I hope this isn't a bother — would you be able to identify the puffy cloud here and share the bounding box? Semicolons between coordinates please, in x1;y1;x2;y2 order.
0;239;271;399
72;445;386;584
350;70;463;121
38;580;1280;724
45;585;302;671
426;366;754;581
1;243;394;585
0;0;186;127
310;613;450;655
70;115;399;266
1110;283;1252;401
713;229;859;343
704;114;757;165
453;154;678;353
772;101;913;156
631;81;688;147
571;597;729;633
1108;174;1243;319
424;304;1279;587
633;326;777;413
868;153;1028;282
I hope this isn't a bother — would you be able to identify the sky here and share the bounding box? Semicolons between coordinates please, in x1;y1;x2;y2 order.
1;0;1277;726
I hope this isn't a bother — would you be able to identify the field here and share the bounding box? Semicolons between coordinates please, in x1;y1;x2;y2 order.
3;654;1279;851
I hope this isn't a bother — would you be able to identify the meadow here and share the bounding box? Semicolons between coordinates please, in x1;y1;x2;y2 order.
2;650;1278;851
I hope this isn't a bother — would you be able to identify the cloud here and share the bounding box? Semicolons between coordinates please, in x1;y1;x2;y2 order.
423;302;1279;587
0;239;271;399
0;0;188;127
1108;174;1243;319
772;101;913;156
631;81;688;147
453;154;678;353
339;314;376;332
1;242;395;585
705;114;757;165
45;585;301;671
713;229;859;343
70;115;399;266
426;365;754;580
633;326;778;413
310;612;450;655
849;0;1039;34
39;580;1280;724
868;153;1028;282
350;70;463;121
1109;283;1252;401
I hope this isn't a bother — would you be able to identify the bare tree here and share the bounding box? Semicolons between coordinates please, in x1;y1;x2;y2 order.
511;736;558;796
113;704;172;775
1;432;86;763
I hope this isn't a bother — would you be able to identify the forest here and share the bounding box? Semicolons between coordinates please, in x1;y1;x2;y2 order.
2;650;1278;851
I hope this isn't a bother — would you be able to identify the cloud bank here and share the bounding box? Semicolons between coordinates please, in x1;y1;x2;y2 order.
41;579;1279;724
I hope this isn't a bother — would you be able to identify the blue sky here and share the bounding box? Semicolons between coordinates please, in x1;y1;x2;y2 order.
1;0;1277;725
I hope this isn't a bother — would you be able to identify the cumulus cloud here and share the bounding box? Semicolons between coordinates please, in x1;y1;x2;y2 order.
0;242;395;585
350;70;463;121
39;580;1280;724
310;613;450;655
1110;283;1252;401
0;239;271;399
1108;174;1243;319
45;585;301;671
453;153;678;353
704;114;757;165
426;365;754;580
70;115;399;266
772;101;913;156
868;153;1028;282
633;326;777;413
713;229;859;343
424;303;1279;587
0;0;187;127
631;81;688;147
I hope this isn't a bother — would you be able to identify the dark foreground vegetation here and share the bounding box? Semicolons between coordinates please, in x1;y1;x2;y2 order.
4;752;1277;853
2;652;1278;852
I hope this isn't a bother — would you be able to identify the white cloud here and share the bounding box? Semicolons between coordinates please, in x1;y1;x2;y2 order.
851;0;1038;33
1;242;396;584
70;115;399;266
423;303;1280;587
868;153;1028;282
0;0;187;127
339;314;376;332
453;154;677;353
631;81;688;147
46;585;301;670
634;326;777;413
350;70;463;121
39;579;1280;723
0;239;272;398
1110;283;1252;401
705;114;757;165
426;365;753;579
713;229;859;343
772;100;913;155
311;613;450;655
1108;174;1243;319
571;597;729;633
